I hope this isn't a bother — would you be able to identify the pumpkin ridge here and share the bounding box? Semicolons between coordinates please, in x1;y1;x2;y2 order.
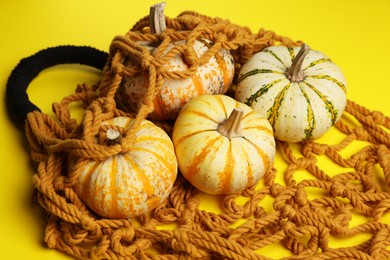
264;48;288;68
242;125;274;136
130;146;176;174
219;141;234;193
153;92;168;118
237;141;254;187
241;110;256;120
131;122;159;138
267;83;291;127
307;74;347;93
174;129;217;148
303;58;332;70
213;51;232;92
123;154;155;198
109;156;120;217
241;110;273;134
245;78;286;106
251;58;287;72
124;155;154;201
135;135;174;148
287;46;295;61
241;136;270;173
185;109;220;124
266;57;288;71
184;135;223;182
190;73;205;96
238;68;283;83
80;161;100;203
299;85;316;140
216;95;228;118
232;139;263;188
302;81;338;125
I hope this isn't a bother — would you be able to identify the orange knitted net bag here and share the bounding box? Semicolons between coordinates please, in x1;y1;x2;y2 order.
8;5;390;260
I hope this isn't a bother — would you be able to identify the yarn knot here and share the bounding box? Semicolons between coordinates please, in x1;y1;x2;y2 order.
371;111;386;125
283;222;297;238
271;183;284;196
311;143;328;155
353;127;369;140
171;229;202;257
295;188;308;206
281;205;296;219
330;183;345;198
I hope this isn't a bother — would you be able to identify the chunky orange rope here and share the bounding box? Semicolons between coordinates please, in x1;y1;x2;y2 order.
25;11;390;259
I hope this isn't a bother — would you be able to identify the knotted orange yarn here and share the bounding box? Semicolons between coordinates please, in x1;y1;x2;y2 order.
24;10;390;260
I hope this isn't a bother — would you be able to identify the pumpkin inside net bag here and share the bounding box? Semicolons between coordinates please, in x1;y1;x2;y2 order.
6;3;390;259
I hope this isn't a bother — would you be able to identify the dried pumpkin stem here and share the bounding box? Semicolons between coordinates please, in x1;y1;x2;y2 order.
107;129;122;145
150;2;167;34
285;44;310;82
217;108;244;139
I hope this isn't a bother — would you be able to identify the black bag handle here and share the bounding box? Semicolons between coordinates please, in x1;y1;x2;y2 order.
6;45;108;127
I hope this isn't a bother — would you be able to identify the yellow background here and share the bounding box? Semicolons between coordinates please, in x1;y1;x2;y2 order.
1;0;390;259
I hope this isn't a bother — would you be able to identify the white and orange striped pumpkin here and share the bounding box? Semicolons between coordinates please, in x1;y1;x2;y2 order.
235;44;347;142
69;117;178;219
118;38;235;121
172;94;275;195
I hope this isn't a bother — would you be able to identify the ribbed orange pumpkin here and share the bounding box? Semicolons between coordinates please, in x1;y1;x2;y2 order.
116;3;235;120
172;94;276;194
118;38;235;120
69;117;178;219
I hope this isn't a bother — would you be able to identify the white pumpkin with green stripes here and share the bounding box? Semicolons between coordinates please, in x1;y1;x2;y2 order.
235;44;347;142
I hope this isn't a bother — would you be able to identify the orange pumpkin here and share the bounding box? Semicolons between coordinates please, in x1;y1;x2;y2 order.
116;3;235;120
172;94;276;194
69;117;178;218
118;38;235;120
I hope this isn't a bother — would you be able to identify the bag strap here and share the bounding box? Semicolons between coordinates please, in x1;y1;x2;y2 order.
6;45;108;126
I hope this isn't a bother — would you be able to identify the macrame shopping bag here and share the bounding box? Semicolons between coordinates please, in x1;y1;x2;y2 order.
6;6;390;260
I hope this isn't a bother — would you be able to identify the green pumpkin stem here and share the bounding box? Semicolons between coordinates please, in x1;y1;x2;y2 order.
217;108;244;139
285;44;310;82
150;2;167;34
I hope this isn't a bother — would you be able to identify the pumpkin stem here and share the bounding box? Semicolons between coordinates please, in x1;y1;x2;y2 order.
285;44;310;82
107;129;122;145
150;2;167;34
217;108;244;139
